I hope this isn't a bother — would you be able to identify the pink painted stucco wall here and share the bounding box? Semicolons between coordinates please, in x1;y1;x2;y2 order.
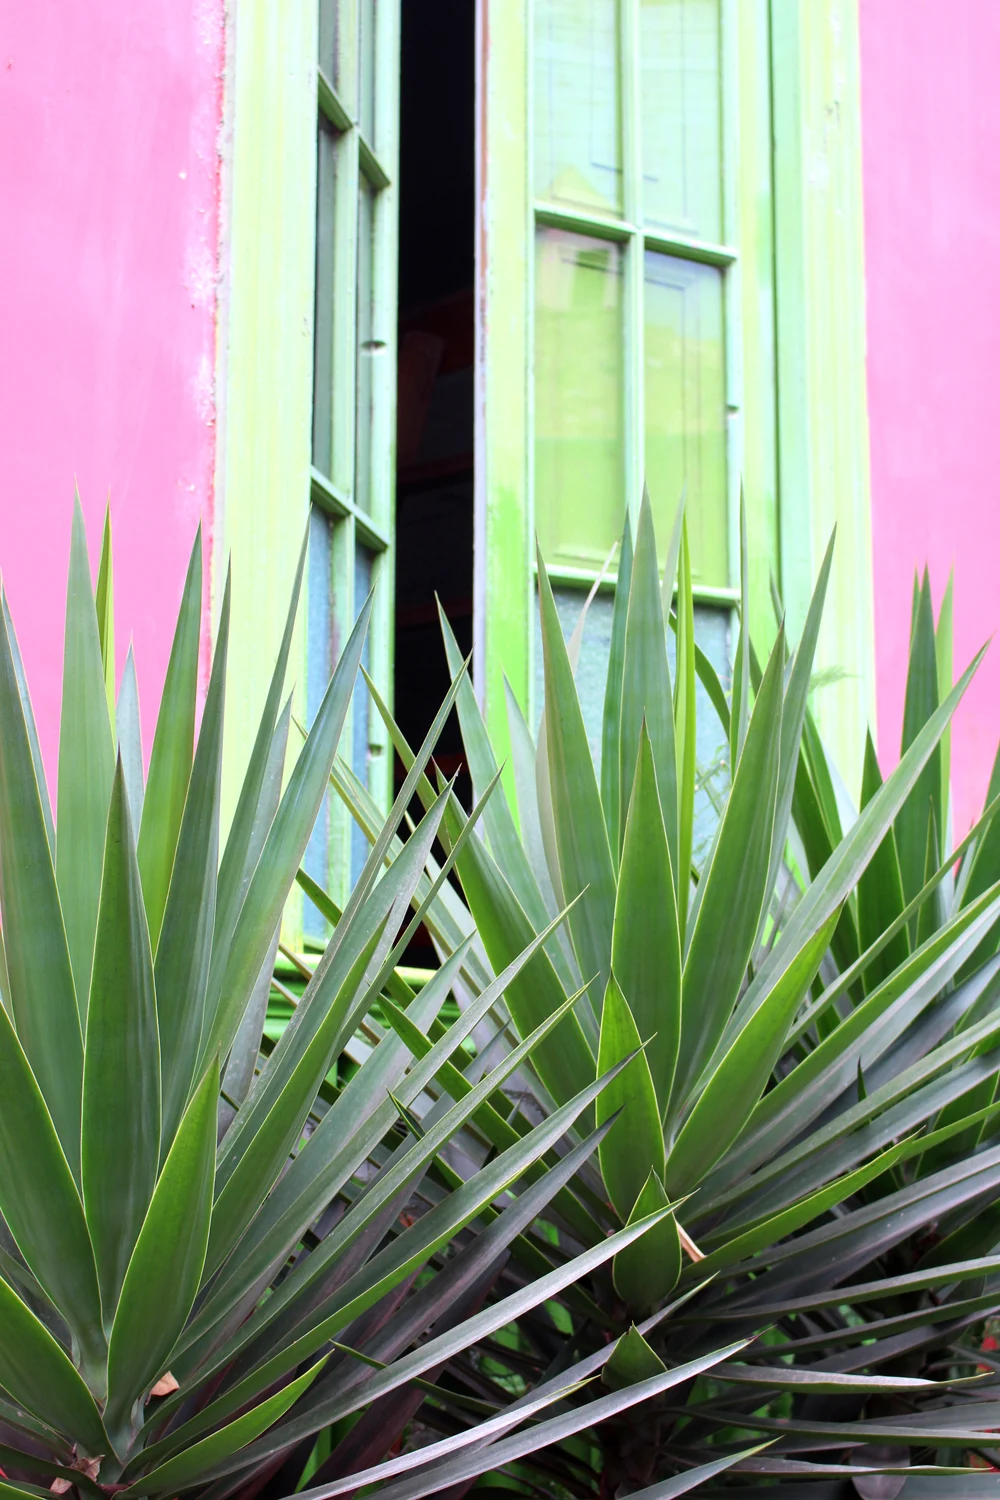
0;2;222;787
861;0;1000;836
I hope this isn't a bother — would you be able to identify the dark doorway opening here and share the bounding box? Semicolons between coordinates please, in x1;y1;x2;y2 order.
394;0;476;963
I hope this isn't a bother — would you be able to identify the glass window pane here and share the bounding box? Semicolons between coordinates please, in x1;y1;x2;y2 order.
359;0;376;143
643;250;727;586
303;508;335;940
533;588;614;764
641;0;722;242
533;593;729;861
351;547;374;886
312;120;337;478
534;0;622;216
355;178;376;512
318;0;338;83
534;229;624;575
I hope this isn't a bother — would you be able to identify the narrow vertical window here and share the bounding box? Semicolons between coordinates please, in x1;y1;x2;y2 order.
304;0;399;925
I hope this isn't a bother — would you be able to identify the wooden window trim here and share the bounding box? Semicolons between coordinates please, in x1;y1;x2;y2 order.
475;0;874;792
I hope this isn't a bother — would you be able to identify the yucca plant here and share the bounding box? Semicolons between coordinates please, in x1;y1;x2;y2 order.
336;491;1000;1496
0;499;760;1500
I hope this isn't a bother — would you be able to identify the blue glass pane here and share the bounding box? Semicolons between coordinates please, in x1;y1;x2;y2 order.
303;508;334;942
351;547;374;887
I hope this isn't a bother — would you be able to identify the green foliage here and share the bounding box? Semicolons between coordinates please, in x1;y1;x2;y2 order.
346;489;1000;1495
0;503;688;1500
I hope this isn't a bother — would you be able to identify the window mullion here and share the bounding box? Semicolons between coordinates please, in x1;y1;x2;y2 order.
621;0;644;527
318;68;353;132
721;0;744;594
358;136;391;190
365;0;401;813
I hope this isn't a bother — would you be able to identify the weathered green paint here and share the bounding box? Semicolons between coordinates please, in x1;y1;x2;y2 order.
735;0;780;654
479;0;765;744
217;0;400;938
215;0;318;942
475;0;533;778
480;0;873;802
313;0;399;903
771;0;874;792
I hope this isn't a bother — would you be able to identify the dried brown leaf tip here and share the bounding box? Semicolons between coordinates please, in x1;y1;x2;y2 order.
50;1453;102;1492
150;1370;180;1398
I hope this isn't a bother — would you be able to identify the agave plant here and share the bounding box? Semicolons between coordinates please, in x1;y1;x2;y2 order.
0;498;764;1500
337;491;1000;1496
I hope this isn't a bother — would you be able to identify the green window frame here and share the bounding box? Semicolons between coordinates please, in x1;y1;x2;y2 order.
521;0;751;800
475;0;776;764
531;0;741;601
475;0;874;792
306;0;400;927
217;0;400;947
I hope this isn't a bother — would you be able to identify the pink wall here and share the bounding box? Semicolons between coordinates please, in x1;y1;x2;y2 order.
0;1;223;787
861;0;1000;835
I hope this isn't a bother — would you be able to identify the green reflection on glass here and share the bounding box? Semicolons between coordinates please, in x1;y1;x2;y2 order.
534;0;622;216
312;119;337;479
641;0;722;242
355;177;376;513
643;250;727;586
318;0;337;83
535;229;625;574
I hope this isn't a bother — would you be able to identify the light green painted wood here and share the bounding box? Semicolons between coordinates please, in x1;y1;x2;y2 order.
771;0;874;793
479;0;764;746
215;0;319;943
217;0;400;940
475;0;533;774
313;0;399;905
735;0;779;653
480;0;873;802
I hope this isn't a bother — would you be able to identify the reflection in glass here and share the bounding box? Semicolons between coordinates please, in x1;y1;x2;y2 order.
534;229;624;574
355;178;376;513
318;0;338;84
303;508;334;941
534;0;622;215
312;120;337;478
641;0;722;241
351;548;374;886
643;250;727;586
533;591;730;855
359;0;376;142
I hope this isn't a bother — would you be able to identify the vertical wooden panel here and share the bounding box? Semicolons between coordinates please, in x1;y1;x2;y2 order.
215;0;318;943
220;0;399;937
772;0;874;792
475;0;532;769
367;0;400;820
735;0;778;650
